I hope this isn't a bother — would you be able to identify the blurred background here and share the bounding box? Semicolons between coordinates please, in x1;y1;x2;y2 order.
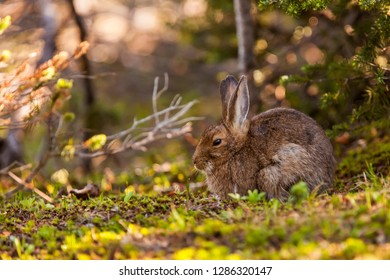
0;0;389;187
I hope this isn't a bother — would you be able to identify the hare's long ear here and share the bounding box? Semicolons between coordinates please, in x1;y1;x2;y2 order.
226;75;250;131
220;75;238;121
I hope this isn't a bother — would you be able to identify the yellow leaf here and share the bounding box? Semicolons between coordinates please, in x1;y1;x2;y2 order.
84;134;107;151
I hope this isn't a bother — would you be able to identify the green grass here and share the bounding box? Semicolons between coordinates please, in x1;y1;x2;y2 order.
1;172;389;260
1;180;390;260
1;130;389;260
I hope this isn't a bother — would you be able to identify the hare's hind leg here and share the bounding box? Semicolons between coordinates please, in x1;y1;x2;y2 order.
258;143;312;201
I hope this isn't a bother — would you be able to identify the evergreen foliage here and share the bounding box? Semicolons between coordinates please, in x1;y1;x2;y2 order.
259;0;332;16
177;0;237;62
177;0;389;130
265;0;390;127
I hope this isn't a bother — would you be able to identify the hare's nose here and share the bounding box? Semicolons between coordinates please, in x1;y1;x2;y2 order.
192;156;200;169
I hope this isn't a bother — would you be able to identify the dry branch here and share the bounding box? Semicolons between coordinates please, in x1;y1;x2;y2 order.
73;74;201;158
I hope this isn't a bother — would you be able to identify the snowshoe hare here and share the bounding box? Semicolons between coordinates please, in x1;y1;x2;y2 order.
193;75;335;201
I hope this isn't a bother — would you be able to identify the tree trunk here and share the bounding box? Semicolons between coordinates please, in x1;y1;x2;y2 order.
68;0;96;173
37;0;58;66
233;0;258;114
0;127;23;169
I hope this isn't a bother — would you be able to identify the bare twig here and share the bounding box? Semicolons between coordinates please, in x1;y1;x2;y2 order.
152;73;169;125
0;162;31;175
75;120;194;158
69;75;199;159
165;94;181;121
6;171;53;203
152;77;160;124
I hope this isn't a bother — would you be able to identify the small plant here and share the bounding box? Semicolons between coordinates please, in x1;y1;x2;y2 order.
123;191;134;203
289;181;310;204
228;193;242;201
242;189;266;204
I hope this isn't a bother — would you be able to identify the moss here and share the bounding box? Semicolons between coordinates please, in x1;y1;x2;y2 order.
335;132;390;192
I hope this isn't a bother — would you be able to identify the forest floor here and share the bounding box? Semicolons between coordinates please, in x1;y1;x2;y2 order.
1;0;389;261
0;125;389;260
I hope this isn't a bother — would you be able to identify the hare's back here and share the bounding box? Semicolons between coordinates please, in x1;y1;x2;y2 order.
250;108;330;151
249;108;335;196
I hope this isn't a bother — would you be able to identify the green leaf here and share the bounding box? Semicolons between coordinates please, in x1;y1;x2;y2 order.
56;78;73;90
61;142;75;161
10;236;22;258
247;189;266;204
124;191;134;203
171;207;186;230
51;168;69;185
84;134;107;151
40;66;56;82
289;181;309;203
228;193;242;200
0;16;11;35
0;49;12;61
63;112;75;123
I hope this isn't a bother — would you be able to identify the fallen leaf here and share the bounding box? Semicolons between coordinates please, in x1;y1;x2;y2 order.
335;132;350;144
69;184;100;199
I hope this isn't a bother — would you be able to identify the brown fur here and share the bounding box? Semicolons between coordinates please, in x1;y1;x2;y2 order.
193;75;335;200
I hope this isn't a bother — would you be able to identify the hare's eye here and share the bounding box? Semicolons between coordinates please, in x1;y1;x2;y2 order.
212;138;222;146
